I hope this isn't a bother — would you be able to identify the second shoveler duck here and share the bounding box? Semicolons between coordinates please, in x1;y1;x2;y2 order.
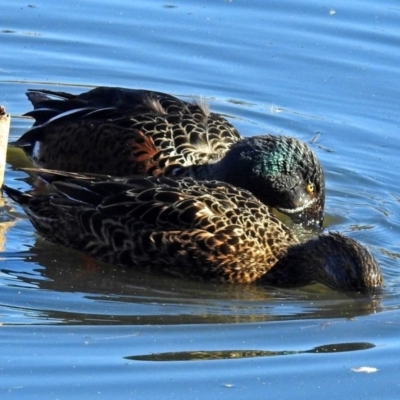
13;87;325;227
2;172;382;293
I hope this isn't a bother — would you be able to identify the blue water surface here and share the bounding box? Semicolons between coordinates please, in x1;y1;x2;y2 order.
1;0;400;398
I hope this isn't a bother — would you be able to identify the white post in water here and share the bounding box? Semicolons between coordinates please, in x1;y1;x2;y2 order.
0;106;10;188
0;105;14;253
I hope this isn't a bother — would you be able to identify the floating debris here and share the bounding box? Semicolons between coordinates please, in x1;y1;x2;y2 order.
351;366;379;374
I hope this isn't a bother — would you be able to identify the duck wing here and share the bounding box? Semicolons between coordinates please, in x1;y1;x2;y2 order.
14;87;241;175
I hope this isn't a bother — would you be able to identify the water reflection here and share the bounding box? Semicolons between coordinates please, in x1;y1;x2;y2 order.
0;234;383;326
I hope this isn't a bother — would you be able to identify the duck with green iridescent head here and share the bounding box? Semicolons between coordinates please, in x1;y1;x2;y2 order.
2;172;381;293
13;87;325;227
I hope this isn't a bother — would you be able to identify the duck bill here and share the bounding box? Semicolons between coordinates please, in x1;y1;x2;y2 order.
290;206;324;229
280;184;325;229
277;198;324;230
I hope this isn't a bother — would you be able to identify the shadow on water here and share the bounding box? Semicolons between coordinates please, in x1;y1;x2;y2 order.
127;341;375;362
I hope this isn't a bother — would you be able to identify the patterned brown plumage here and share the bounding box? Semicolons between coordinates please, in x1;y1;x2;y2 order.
2;172;382;293
13;87;325;227
18;88;239;175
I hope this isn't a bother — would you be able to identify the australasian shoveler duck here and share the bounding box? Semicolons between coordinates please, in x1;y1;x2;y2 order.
13;87;325;227
2;172;382;293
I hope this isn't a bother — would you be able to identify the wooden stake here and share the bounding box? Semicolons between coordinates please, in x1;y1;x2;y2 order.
0;106;10;188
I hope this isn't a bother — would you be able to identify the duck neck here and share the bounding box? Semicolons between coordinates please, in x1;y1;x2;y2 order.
259;240;317;288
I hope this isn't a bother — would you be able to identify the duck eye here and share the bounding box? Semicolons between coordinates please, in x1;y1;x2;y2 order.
306;183;315;194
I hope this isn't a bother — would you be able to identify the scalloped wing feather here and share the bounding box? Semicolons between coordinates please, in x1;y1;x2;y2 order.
15;87;242;176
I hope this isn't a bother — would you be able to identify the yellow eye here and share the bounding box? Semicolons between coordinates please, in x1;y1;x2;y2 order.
306;183;315;194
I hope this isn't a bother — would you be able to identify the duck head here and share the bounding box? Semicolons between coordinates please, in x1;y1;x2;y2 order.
215;135;325;228
309;233;383;293
262;232;383;294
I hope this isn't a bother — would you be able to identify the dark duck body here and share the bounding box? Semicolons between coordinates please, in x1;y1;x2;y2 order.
2;172;382;293
14;87;325;227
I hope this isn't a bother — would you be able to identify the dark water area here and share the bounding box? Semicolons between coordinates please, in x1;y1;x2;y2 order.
1;0;400;398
